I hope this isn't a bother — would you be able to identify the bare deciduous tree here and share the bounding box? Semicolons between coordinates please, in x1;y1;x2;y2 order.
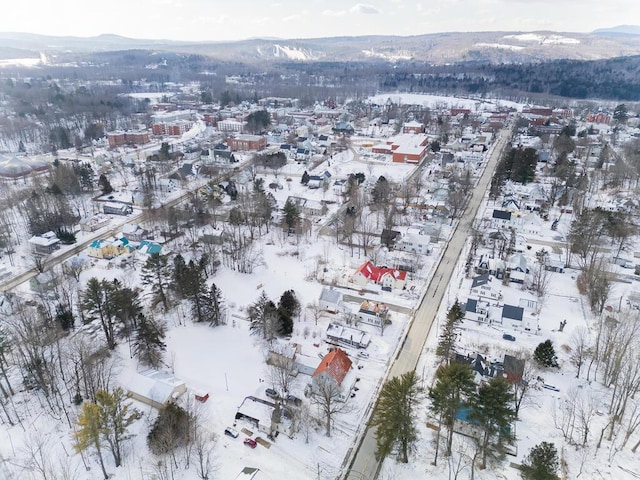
309;375;351;437
266;344;298;396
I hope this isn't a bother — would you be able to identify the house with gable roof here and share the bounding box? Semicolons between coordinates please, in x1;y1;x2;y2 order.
491;209;513;229
351;261;407;290
311;348;357;402
470;273;502;300
28;231;60;255
88;237;130;259
126;369;186;410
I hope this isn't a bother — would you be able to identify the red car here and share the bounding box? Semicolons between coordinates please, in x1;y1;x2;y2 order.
243;438;257;448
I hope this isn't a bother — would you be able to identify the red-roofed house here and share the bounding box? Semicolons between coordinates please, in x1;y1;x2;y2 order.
351;261;407;290
311;348;356;401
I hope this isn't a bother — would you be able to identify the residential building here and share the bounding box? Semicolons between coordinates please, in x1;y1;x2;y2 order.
356;300;389;327
79;215;110;233
351;261;407;290
218;119;246;133
311;347;357;402
319;288;343;313
395;232;433;255
28;231;60;255
103;202;133;216
325;323;371;349
122;223;148;242
88;238;129;259
126;369;186;410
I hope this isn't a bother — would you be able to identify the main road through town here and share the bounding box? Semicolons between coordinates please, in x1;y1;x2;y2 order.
343;124;513;480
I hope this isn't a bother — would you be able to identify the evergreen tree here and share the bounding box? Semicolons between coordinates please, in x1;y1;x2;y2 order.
277;289;300;335
184;260;208;323
470;376;515;469
204;283;225;327
534;340;559;368
436;300;464;362
133;315;166;368
110;282;142;338
95;388;137;468
371;370;422;463
171;254;188;299
301;171;310;185
81;278;118;349
140;253;171;311
429;362;476;458
283;198;300;234
613;104;628;124
248;291;278;339
98;174;113;194
74;401;109;479
520;442;559;480
147;402;191;455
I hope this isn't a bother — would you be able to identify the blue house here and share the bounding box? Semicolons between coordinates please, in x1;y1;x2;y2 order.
139;240;162;255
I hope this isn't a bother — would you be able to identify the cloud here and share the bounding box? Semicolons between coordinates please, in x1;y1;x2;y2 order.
323;9;347;16
282;14;301;22
349;4;380;14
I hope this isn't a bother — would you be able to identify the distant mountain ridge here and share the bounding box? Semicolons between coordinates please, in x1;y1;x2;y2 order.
592;25;640;36
0;29;639;65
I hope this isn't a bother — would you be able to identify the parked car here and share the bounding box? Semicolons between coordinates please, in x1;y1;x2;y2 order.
357;351;370;358
224;427;239;438
502;333;516;341
265;388;279;399
243;437;257;448
285;394;302;406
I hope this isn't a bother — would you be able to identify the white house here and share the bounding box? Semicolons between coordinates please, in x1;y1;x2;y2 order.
356;300;389;327
395;232;432;255
319;288;343;313
126;369;187;410
470;273;502;300
326;323;371;349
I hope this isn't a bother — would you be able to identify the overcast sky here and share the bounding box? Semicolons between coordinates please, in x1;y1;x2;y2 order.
2;0;634;41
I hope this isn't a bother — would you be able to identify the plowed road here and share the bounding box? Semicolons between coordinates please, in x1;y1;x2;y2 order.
344;125;512;480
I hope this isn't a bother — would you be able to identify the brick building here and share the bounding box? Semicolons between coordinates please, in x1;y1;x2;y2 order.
108;130;150;148
227;135;267;151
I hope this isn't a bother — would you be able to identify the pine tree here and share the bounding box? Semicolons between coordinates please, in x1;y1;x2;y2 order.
248;291;277;339
205;283;225;327
534;339;559;368
283;198;300;234
277;289;299;335
520;442;559;480
133;315;166;368
171;254;188;299
81;278;118;349
371;370;422;463
98;174;113;194
140;253;171;311
110;282;142;338
470;376;515;469
74;401;109;479
436;300;464;363
429;362;476;459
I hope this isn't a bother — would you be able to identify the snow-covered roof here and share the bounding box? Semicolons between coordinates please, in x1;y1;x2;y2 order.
127;369;185;405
